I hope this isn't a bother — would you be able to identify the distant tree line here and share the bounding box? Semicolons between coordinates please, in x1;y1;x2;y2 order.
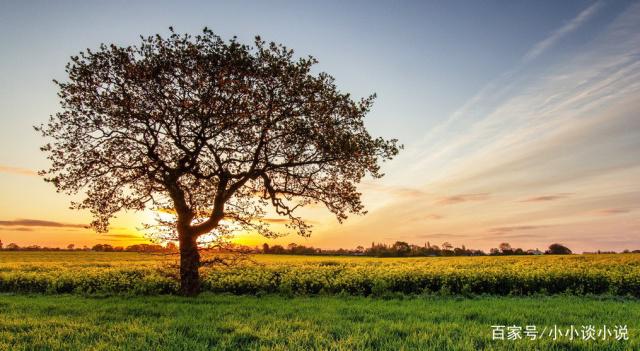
1;238;639;256
259;242;638;256
0;240;177;253
260;241;580;257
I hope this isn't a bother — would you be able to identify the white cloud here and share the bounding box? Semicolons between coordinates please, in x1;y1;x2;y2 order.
523;2;603;62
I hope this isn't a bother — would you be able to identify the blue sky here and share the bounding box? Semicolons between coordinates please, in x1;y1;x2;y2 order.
0;1;638;251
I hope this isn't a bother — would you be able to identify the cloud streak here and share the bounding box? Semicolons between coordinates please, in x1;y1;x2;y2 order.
520;193;573;202
0;219;87;228
436;193;489;205
592;208;630;216
489;225;549;233
0;165;37;176
523;2;603;62
0;227;34;232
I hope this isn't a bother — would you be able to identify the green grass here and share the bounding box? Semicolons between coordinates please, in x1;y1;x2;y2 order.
0;294;637;350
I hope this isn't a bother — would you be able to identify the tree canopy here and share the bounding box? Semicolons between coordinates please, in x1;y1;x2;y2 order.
547;243;572;255
36;28;400;295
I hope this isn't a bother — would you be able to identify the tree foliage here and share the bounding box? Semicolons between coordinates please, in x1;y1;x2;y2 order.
36;27;399;239
546;243;572;255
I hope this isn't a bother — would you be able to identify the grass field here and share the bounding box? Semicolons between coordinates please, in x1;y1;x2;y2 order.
1;294;638;350
1;252;639;296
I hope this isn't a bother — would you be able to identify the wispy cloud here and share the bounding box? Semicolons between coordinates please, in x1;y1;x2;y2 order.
592;208;630;216
0;227;33;232
0;165;37;176
520;193;573;202
489;225;549;233
523;2;603;62
0;219;87;228
436;193;489;205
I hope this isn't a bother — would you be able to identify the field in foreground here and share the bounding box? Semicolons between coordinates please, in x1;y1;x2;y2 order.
1;252;639;296
0;294;637;350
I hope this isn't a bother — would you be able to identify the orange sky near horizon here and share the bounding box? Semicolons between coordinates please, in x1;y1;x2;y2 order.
0;157;638;253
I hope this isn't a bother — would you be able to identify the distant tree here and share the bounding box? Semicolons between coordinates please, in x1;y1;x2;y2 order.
270;245;286;254
6;243;19;250
499;242;512;254
92;244;114;252
262;243;270;254
67;243;75;250
0;239;3;250
440;242;453;256
546;243;572;255
36;28;400;295
392;241;411;256
453;247;468;256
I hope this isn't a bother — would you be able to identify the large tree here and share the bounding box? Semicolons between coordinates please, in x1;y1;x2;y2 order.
37;28;400;296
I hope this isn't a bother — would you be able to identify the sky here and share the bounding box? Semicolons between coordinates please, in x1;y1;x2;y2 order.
0;0;638;252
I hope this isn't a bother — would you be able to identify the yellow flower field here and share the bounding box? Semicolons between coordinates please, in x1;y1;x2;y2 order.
1;252;639;297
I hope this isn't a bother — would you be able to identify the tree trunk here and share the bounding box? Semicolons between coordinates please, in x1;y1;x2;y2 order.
179;232;201;296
